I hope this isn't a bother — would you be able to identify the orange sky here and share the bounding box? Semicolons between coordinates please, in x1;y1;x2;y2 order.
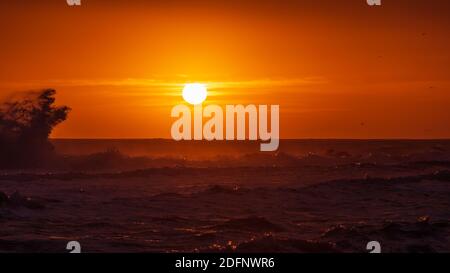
1;0;449;139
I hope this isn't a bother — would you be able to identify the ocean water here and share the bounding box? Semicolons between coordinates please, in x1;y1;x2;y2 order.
0;139;449;253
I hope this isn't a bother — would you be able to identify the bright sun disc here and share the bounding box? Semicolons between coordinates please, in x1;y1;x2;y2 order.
182;83;207;105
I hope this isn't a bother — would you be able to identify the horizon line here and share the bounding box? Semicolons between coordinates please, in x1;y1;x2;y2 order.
49;138;450;141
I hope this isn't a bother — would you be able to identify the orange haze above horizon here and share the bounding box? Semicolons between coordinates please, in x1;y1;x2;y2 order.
1;0;450;139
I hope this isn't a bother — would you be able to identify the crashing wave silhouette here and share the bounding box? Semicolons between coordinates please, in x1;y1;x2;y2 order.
0;89;70;168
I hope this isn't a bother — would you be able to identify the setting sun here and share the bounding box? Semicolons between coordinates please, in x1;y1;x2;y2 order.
182;83;208;105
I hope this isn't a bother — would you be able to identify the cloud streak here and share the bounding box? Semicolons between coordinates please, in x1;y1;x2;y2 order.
0;77;327;91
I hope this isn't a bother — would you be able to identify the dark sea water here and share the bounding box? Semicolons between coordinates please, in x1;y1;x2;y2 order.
1;140;450;253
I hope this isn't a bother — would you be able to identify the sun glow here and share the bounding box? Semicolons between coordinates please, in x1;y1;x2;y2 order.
182;83;208;105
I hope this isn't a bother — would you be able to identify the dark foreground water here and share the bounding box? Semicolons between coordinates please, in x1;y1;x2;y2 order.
1;140;449;253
